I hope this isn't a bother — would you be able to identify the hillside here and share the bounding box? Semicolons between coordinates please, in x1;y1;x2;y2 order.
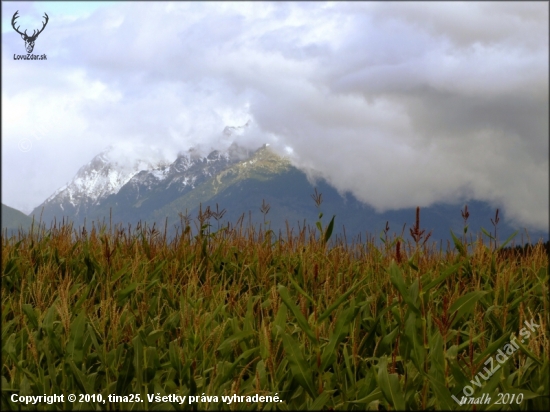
2;203;34;235
27;145;548;245
151;146;546;244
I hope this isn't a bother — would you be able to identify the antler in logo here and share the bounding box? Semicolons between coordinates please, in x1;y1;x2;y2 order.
12;10;49;54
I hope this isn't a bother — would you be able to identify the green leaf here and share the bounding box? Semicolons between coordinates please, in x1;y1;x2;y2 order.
408;278;420;306
146;278;161;291
378;326;399;355
87;324;104;364
287;273;314;305
497;230;518;251
428;331;455;410
481;227;494;239
22;304;38;329
115;344;135;396
3;258;18;277
272;304;288;337
244;296;259;332
389;262;420;314
217;330;255;352
323;215;335;244
348;388;383;404
168;340;183;377
428;330;445;380
277;285;317;344
117;282;139;305
476;300;504;334
449;291;488;326
44;347;60;394
450;230;466;256
146;329;164;346
455;332;485;353
320;305;359;371
133;335;144;390
408;259;419;271
316;221;323;234
317;278;365;324
359;304;397;354
477;366;502;399
513;337;543;366
423;262;462;293
110;263;131;285
448;361;470;390
67;359;95;394
309;390;334;410
473;333;509;366
256;360;268;388
43;304;62;356
427;375;455;411
282;333;316;398
67;310;87;365
404;312;425;374
214;347;257;388
377;356;405;410
343;344;355;386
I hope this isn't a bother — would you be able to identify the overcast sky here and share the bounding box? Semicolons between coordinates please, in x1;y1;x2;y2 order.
2;1;548;231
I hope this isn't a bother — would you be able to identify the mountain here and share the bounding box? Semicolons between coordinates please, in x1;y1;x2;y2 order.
150;145;547;245
31;146;170;225
77;143;253;227
30;144;548;245
2;203;34;235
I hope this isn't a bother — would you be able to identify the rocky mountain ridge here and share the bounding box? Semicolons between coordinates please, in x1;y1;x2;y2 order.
26;141;549;244
31;142;257;227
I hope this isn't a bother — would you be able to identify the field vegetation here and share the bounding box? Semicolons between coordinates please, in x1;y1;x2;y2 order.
1;200;548;410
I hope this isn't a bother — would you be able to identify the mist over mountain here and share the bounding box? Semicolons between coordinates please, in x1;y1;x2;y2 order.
28;141;548;246
5;3;547;236
31;145;170;225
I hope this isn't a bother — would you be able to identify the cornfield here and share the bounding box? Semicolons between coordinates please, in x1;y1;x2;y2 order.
1;204;548;410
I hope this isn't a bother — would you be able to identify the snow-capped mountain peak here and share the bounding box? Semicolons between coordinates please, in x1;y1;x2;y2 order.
31;122;258;224
39;145;169;218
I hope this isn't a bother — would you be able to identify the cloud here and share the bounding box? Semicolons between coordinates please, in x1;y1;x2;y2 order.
2;2;547;230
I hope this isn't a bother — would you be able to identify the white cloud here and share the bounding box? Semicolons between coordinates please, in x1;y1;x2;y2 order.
2;1;547;230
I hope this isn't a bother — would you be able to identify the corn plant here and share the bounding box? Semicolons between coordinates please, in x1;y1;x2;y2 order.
2;203;548;410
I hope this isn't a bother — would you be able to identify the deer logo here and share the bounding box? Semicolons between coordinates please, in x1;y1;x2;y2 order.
12;10;49;54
